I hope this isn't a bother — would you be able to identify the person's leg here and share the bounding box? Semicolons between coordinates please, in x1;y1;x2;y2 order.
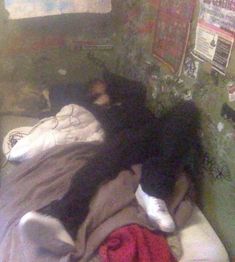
138;161;196;233
136;157;176;233
168;172;191;214
135;184;175;233
136;101;202;233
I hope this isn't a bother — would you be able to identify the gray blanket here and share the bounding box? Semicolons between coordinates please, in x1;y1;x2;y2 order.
0;143;181;262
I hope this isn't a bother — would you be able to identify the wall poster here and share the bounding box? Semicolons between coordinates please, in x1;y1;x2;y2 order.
4;0;112;19
193;0;235;75
152;0;196;75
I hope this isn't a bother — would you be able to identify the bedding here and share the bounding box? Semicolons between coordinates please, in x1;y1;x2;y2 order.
0;115;39;178
0;142;180;262
0;115;229;262
179;206;229;262
3;104;104;162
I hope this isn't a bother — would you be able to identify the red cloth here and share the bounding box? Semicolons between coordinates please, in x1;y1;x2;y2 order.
99;224;177;262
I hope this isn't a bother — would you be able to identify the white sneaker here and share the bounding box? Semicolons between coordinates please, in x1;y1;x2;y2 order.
135;185;175;233
19;211;76;256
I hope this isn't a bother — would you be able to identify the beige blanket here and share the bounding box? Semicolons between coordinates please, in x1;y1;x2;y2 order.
0;143;181;261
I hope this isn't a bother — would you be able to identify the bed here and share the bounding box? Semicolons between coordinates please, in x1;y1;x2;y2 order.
0;115;229;262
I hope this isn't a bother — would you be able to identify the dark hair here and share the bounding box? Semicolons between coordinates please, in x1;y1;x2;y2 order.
88;79;107;89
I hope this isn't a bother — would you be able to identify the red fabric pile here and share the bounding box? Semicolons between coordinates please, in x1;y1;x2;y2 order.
99;224;177;262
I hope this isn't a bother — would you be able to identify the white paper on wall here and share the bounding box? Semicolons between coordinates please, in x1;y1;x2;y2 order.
199;0;235;33
227;82;235;102
5;0;112;19
193;0;235;75
194;20;234;75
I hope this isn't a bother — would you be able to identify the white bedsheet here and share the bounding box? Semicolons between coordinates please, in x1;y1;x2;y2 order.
179;206;229;262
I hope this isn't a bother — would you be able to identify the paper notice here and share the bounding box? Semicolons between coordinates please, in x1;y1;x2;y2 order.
194;20;234;75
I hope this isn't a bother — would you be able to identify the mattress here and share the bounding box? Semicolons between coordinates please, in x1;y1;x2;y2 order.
179;206;229;262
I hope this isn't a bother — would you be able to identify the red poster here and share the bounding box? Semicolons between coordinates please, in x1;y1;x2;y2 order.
152;0;196;74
